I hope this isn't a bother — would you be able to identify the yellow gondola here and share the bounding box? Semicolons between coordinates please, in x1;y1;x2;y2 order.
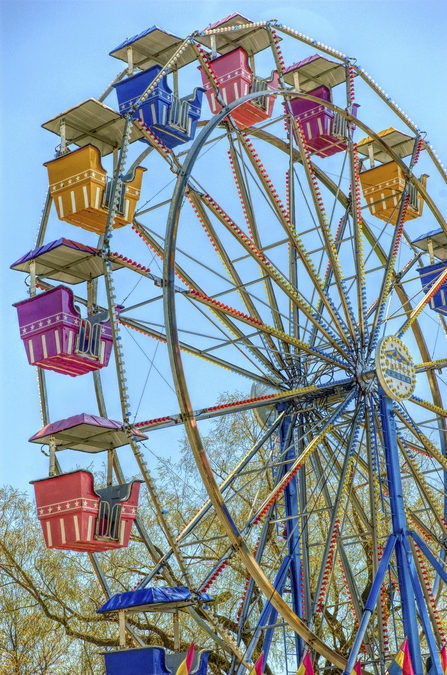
45;144;146;234
358;128;427;225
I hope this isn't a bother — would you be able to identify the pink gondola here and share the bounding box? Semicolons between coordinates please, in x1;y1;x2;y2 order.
199;47;278;129
31;470;141;552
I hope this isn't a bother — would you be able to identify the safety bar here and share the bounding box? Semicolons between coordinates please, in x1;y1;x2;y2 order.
102;178;126;214
250;76;269;110
95;501;122;540
168;95;191;134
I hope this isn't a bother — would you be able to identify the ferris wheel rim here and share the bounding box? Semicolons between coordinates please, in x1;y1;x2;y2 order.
159;68;447;667
162;89;376;669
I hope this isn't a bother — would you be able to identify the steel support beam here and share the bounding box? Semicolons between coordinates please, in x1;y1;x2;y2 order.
379;391;440;675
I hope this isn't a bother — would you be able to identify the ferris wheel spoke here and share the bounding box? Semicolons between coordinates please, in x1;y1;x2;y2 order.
408;536;446;645
417;358;447;374
318;432;371;530
394;406;447;473
368;200;412;353
349;141;368;344
239;132;355;348
395;434;447;539
177;413;285;544
311;208;350;318
133;219;282;377
119;314;277;386
134;380;355;434
408;395;447;420
187;294;349;369
407;510;441;548
194;191;351;360
187;190;292;376
285;109;359;347
396;266;447;339
308;405;365;624
249;390;358;528
228;137;297;372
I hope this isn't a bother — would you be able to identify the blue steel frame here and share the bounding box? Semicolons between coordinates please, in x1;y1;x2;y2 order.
234;408;302;675
279;404;306;666
343;390;444;675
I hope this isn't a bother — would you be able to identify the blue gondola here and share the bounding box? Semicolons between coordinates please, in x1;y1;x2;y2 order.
102;646;209;675
416;261;447;316
113;65;204;149
98;586;213;675
412;228;447;316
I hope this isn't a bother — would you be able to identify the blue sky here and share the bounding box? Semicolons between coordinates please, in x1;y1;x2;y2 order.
1;0;446;493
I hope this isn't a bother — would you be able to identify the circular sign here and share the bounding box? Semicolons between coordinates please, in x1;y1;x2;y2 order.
375;335;417;401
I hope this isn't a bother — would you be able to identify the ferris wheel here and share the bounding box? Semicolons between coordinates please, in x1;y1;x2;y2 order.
11;12;447;675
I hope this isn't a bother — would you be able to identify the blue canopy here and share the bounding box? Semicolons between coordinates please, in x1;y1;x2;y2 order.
97;586;214;614
412;227;444;244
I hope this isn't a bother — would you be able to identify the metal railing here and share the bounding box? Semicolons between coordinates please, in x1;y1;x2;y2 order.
250;76;269;110
168;95;191;134
332;111;349;139
75;319;102;358
408;180;420;211
95;501;122;539
75;310;109;359
102;179;126;214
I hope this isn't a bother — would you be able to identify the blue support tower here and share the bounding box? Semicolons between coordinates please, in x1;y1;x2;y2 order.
379;391;424;672
344;391;444;675
344;392;444;675
278;404;305;667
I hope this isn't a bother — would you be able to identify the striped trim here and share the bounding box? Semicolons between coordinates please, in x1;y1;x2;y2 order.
87;516;93;541
60;518;66;544
41;333;48;359
28;339;35;363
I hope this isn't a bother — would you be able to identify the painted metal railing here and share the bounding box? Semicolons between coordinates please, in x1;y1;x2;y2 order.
75;311;109;359
95;500;122;539
168;95;191;134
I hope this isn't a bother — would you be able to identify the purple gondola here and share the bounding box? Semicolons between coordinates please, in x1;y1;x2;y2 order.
288;85;359;158
14;286;113;376
284;55;359;158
